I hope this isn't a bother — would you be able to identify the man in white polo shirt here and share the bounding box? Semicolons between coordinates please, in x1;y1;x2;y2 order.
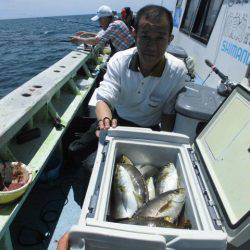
96;4;187;133
58;6;187;246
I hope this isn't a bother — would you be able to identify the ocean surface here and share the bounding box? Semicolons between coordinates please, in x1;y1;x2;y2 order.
0;15;99;99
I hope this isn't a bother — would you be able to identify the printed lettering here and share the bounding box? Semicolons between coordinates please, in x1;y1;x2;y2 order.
221;40;227;51
242;49;249;63
221;40;250;65
236;47;243;60
231;44;238;57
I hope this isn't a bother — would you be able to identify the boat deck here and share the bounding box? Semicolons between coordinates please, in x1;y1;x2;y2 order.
0;44;108;248
10;161;91;249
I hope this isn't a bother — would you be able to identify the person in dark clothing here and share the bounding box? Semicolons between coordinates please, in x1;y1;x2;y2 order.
121;7;136;33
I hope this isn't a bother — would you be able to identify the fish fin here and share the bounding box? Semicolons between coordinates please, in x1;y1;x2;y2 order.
158;201;172;213
157;171;169;183
119;155;133;165
118;185;126;193
183;219;192;229
163;216;174;223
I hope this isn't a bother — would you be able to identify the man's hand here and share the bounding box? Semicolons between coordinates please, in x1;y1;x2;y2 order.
96;101;116;137
69;36;84;44
57;232;69;250
96;117;117;137
75;31;86;36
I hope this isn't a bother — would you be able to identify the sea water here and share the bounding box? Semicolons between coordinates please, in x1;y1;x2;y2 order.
0;15;99;99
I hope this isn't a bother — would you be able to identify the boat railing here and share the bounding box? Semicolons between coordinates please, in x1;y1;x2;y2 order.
0;44;106;243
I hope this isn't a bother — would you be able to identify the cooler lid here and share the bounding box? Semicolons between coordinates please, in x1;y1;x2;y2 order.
196;85;250;230
69;224;166;250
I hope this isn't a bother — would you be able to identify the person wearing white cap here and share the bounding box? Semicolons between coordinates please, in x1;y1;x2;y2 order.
90;5;113;21
70;5;135;56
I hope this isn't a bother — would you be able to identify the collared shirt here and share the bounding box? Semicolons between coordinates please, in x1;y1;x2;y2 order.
96;48;187;127
100;20;135;52
129;52;166;77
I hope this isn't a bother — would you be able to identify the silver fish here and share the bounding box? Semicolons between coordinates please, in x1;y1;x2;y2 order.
112;163;149;219
112;175;136;219
135;164;159;179
120;216;192;229
134;188;186;223
146;177;155;201
156;163;178;195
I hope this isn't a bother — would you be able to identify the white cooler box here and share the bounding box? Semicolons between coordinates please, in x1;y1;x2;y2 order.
70;85;250;250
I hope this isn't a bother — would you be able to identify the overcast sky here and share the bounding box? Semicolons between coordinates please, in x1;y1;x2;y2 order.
0;0;177;20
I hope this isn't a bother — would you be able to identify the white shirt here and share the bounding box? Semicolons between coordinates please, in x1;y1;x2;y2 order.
96;48;187;127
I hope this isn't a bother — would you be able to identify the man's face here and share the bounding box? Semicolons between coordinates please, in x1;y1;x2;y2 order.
99;17;110;30
135;14;172;70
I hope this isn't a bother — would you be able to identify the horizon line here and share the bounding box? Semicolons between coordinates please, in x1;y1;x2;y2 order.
0;13;96;21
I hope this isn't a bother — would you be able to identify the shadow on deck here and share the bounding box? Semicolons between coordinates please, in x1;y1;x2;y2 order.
10;163;90;250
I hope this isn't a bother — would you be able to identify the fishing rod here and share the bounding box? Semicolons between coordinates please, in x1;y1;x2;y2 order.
62;19;99;29
0;39;72;43
205;59;235;96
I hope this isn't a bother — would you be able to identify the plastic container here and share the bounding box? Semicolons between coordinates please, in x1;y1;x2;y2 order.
69;85;250;250
103;47;111;55
0;162;32;204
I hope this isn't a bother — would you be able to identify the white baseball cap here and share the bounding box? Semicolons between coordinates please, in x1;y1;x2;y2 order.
91;5;113;21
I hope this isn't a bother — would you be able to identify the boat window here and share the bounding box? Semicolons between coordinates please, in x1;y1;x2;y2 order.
180;0;200;34
180;0;223;44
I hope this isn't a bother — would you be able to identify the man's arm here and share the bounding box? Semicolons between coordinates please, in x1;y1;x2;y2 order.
95;53;121;135
96;100;112;121
70;36;100;45
96;101;117;133
75;31;97;37
57;232;69;250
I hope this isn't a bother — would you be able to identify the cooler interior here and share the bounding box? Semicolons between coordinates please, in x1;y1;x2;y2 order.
104;139;206;231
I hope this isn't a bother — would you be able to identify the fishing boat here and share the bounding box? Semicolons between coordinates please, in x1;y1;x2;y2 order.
0;1;249;249
0;43;110;249
171;0;250;87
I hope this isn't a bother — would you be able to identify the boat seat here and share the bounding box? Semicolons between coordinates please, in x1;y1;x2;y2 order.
166;44;188;60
